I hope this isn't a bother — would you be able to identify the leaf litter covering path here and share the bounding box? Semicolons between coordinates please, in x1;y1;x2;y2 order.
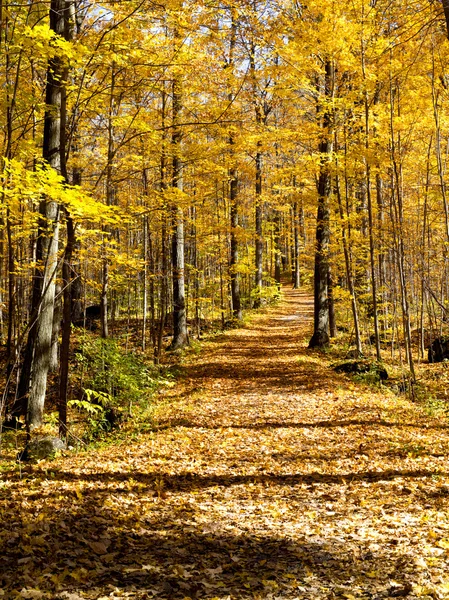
3;290;449;599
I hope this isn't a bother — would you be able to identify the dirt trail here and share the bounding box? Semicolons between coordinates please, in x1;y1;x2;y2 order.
3;288;449;599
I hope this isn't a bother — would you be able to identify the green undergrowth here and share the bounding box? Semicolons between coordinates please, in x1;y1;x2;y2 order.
68;336;175;442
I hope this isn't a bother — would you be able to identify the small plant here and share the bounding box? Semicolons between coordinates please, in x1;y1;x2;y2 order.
353;369;384;386
72;337;166;439
424;395;448;418
250;279;282;306
69;390;114;440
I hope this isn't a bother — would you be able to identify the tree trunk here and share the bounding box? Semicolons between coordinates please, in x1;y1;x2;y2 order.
170;70;188;350
274;211;282;293
365;93;381;361
309;60;334;348
389;76;415;382
230;165;242;320
20;0;69;430
100;65;117;340
59;214;75;438
254;147;263;308
335;141;363;357
328;267;337;338
292;201;301;288
227;13;242;321
249;36;267;309
49;284;62;372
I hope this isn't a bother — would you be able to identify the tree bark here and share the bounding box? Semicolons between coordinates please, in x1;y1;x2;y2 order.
169;69;188;350
230;164;242;320
292;201;301;288
274;211;282;292
254;147;263;308
309;60;334;348
59;213;75;437
365;93;381;361
335;139;363;356
19;0;69;429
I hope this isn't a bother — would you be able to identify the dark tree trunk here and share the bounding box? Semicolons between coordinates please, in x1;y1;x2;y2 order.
274;211;282;292
101;66;116;340
292;201;300;288
230;165;242;320
309;60;334;348
70;247;83;323
59;214;75;437
227;14;242;321
328;268;336;338
335;139;363;357
254;147;263;308
49;284;62;372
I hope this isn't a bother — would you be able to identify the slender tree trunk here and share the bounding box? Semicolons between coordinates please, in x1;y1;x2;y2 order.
292;201;301;288
309;60;334;348
431;55;449;246
3;9;26;405
230;165;242;320
142;168;149;351
389;74;415;382
254;146;263;307
100;66;117;340
274;211;282;293
156;87;168;363
328;268;336;338
170;69;188;350
226;12;242;321
335;151;363;356
419;138;432;359
49;284;62;372
249;38;267;309
59;214;75;437
364;92;381;361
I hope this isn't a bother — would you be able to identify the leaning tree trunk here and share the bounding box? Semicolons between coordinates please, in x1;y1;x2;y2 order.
309;60;334;348
19;0;69;430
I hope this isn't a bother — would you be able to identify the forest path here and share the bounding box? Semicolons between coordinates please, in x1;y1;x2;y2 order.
3;288;449;599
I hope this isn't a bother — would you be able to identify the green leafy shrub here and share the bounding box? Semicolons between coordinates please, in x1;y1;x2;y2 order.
72;338;163;439
250;278;282;306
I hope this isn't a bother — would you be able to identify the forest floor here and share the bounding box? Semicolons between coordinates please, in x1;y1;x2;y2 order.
3;288;449;599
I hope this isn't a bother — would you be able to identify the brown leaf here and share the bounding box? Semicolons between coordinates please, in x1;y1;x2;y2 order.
88;540;109;555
